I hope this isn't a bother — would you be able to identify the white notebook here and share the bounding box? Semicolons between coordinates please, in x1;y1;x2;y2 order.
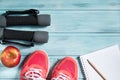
79;45;120;80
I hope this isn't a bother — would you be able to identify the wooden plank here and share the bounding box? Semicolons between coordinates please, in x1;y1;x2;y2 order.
0;33;120;56
0;0;119;10
21;33;120;56
0;11;120;32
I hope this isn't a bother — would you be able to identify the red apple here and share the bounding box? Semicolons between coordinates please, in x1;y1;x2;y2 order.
0;46;21;67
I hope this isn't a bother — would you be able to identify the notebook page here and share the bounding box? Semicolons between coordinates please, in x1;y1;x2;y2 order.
80;45;120;80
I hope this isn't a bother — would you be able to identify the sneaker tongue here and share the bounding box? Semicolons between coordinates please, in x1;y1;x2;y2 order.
24;68;45;80
29;64;46;77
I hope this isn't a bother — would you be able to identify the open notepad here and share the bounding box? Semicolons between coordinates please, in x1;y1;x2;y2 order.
79;45;120;80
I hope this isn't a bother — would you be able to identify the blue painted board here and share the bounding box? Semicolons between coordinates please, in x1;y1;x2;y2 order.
0;11;120;32
0;0;119;10
0;0;120;80
1;33;120;56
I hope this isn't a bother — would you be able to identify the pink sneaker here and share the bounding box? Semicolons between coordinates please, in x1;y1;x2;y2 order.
51;57;78;80
20;50;49;80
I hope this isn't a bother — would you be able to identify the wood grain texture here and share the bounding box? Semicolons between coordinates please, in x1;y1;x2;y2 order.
0;0;120;80
0;33;120;55
0;0;119;10
0;11;120;32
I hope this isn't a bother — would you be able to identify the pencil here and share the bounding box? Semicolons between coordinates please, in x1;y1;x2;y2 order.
87;59;107;80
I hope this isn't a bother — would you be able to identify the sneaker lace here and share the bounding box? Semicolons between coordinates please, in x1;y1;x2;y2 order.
51;73;71;80
24;68;45;80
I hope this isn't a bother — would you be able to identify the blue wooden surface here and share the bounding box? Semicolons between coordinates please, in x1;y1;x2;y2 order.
0;0;120;80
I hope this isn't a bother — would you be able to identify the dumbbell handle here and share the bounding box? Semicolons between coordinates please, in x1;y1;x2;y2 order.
3;29;34;41
6;16;38;26
0;9;50;27
0;28;48;46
